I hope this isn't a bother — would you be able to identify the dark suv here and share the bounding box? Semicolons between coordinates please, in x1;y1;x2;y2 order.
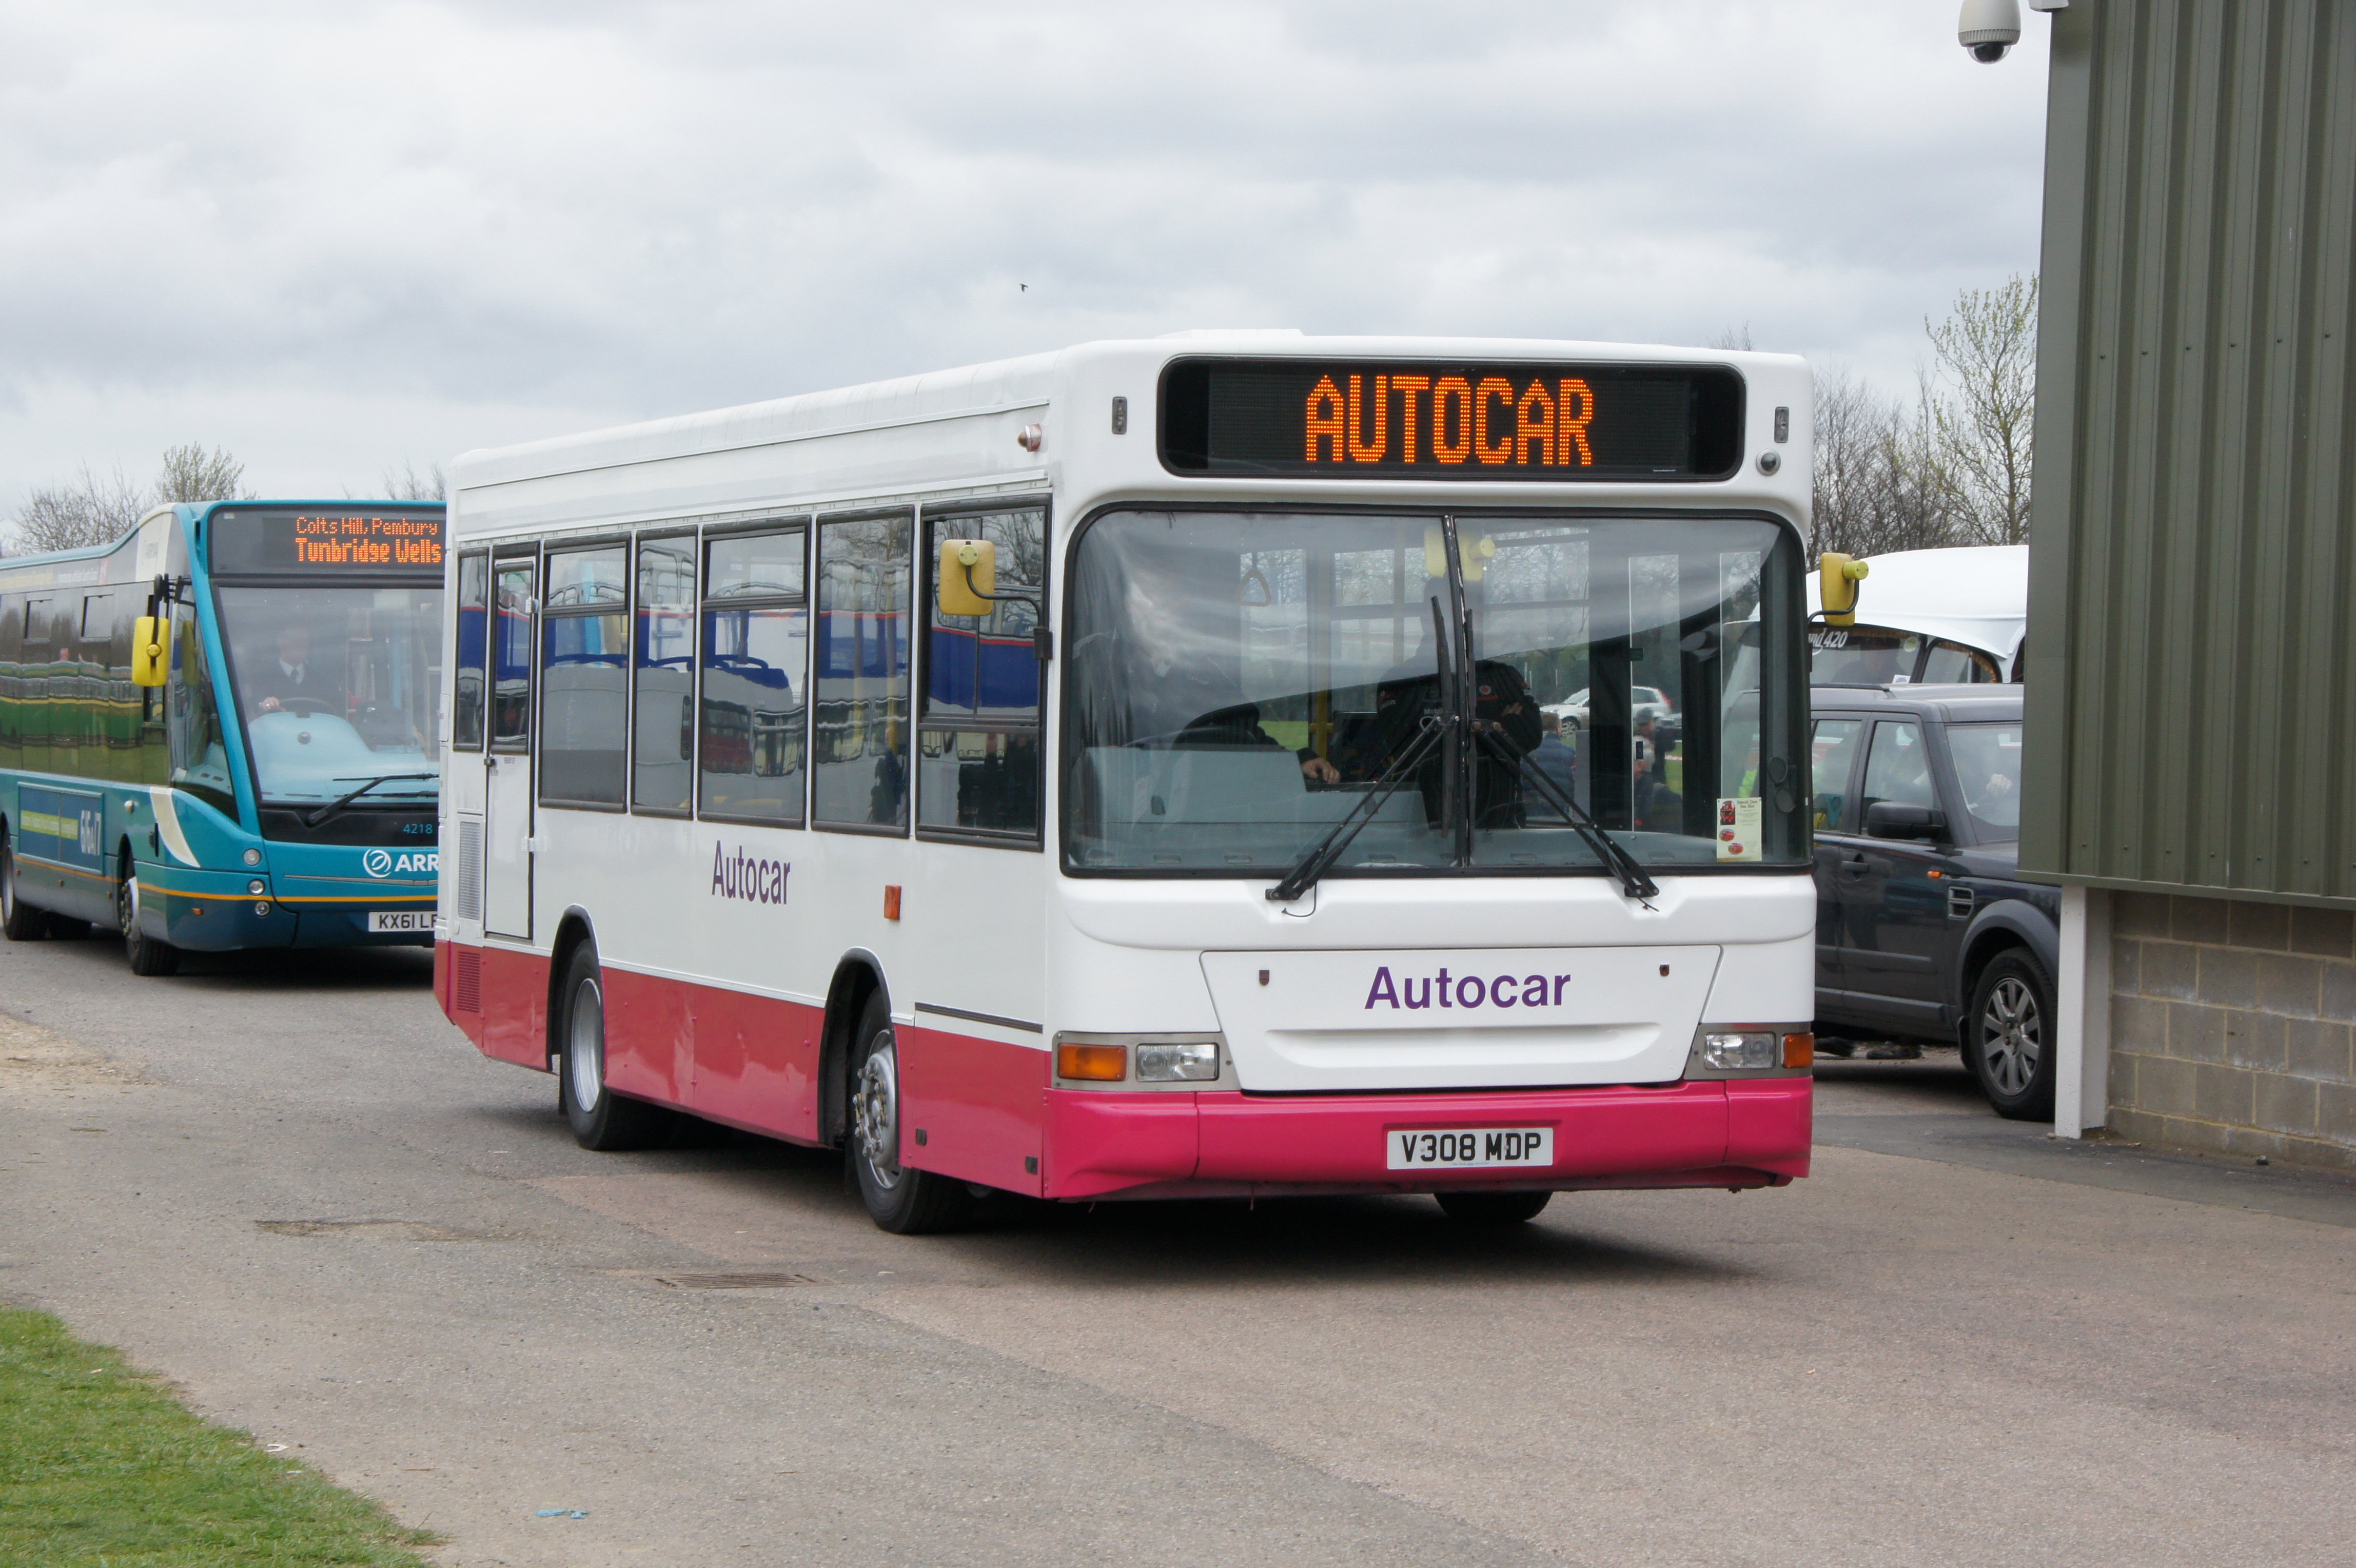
1808;685;2060;1118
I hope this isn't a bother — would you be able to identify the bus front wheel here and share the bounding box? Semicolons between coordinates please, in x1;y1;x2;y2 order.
1;842;51;942
848;992;973;1235
556;943;674;1151
118;864;181;977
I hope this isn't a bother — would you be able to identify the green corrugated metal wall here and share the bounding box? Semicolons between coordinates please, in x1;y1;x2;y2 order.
2022;0;2356;907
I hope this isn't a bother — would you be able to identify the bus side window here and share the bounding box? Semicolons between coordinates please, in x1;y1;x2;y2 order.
168;606;236;816
490;559;536;752
813;513;911;833
633;534;696;814
917;504;1044;842
539;544;629;808
700;525;809;826
453;552;488;750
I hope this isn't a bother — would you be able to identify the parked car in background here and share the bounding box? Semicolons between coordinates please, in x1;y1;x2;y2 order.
1807;683;2059;1118
1543;684;1673;732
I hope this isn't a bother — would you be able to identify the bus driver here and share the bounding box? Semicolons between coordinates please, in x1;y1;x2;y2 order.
1115;572;1342;785
245;623;331;716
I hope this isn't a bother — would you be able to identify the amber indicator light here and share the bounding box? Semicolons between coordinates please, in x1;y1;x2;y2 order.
882;884;902;921
1056;1044;1126;1082
1782;1033;1815;1069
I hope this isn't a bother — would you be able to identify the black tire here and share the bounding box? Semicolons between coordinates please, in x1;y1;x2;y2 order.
118;859;181;977
2;842;51;942
556;942;675;1151
847;991;973;1234
1966;949;2056;1121
1435;1190;1553;1224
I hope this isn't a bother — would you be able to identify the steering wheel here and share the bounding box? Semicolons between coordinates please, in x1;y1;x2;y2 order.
264;697;335;717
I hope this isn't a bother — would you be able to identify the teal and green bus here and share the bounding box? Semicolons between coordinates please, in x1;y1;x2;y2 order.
0;501;445;974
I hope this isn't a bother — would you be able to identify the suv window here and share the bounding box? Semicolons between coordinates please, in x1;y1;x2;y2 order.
1810;717;1866;831
1946;720;2023;840
1862;720;1936;813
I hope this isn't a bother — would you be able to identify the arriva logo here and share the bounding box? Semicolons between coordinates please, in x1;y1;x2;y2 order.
363;849;439;878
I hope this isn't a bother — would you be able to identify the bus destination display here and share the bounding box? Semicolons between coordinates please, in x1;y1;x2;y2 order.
210;508;447;575
1159;358;1744;481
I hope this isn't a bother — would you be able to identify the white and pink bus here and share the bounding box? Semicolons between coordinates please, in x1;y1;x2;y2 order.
434;334;1819;1231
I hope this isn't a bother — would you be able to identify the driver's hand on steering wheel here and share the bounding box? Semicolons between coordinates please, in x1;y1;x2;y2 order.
1300;756;1342;785
259;697;282;714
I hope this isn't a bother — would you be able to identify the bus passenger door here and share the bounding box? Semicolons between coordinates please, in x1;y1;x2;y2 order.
483;555;538;940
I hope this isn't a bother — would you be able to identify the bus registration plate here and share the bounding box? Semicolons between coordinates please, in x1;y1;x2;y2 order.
1387;1128;1553;1171
368;912;431;933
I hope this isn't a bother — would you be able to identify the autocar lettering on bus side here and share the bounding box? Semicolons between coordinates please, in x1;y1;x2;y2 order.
1364;965;1573;1011
711;843;791;906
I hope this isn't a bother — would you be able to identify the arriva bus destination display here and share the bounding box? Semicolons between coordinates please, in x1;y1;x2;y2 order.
208;507;447;575
1159;357;1745;480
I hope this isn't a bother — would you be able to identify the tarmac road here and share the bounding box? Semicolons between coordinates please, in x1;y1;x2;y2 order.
3;932;2353;1568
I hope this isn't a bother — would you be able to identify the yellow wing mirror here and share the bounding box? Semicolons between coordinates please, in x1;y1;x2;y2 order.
131;615;169;687
1422;527;1497;583
937;538;998;617
1819;553;1870;626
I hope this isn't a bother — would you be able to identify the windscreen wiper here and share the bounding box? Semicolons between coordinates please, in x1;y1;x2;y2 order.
1265;717;1446;904
301;773;437;830
1474;727;1660;906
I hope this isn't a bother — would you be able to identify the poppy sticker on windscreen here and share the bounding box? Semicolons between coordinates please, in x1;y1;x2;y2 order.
1716;797;1762;862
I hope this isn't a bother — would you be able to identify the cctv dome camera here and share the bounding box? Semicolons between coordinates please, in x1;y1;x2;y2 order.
1959;0;2022;63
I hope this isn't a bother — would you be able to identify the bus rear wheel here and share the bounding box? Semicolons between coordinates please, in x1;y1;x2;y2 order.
556;943;674;1151
848;992;973;1235
118;864;181;977
1435;1191;1553;1224
1;842;51;941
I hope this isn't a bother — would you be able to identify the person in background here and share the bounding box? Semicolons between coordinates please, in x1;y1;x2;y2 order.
1523;708;1579;813
1632;714;1682;831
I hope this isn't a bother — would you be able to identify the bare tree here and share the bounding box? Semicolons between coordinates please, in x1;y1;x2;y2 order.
1811;366;1898;557
8;465;149;554
1926;273;2037;544
380;461;447;502
1810;364;1962;558
8;443;254;555
1705;324;1755;351
154;443;250;505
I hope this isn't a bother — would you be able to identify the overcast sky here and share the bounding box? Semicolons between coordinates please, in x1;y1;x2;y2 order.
0;1;2052;516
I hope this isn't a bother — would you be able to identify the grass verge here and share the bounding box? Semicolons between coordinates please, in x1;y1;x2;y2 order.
0;1306;440;1566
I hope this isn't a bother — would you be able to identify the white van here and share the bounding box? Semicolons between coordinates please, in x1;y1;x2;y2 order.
1806;545;2027;685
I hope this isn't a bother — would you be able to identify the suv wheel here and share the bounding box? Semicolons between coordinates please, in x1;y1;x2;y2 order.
1967;950;2055;1121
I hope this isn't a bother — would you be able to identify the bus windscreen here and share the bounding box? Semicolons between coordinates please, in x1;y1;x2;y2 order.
215;584;444;809
1159;359;1745;481
208;508;446;576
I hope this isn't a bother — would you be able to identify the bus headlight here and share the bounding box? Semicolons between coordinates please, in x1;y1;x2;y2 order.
247;879;267;895
1053;1032;1229;1088
1135;1042;1220;1082
1699;1031;1779;1070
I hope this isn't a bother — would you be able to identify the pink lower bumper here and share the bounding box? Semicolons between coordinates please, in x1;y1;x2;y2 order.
1039;1077;1811;1200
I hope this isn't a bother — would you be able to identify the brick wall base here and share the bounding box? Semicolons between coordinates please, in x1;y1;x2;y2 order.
2107;892;2356;1170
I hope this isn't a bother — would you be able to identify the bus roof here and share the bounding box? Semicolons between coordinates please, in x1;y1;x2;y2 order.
446;332;1810;539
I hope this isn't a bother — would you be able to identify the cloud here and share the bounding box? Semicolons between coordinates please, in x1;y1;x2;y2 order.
0;0;2050;513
